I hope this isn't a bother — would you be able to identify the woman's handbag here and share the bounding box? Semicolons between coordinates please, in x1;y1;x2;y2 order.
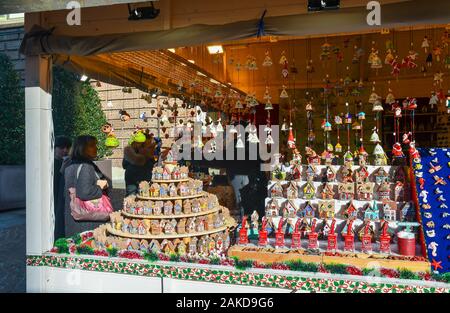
69;164;113;221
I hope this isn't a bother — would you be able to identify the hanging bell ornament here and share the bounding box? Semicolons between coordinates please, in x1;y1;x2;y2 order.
281;119;288;132
357;112;366;120
335;142;342;153
370;127;381;143
265;99;273;110
324;121;332;132
279;85;289;99
236;133;244;148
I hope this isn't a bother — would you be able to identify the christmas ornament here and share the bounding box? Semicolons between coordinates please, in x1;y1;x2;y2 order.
385;49;394;65
401;50;419;69
368;47;382;69
370;127;380;143
262;50;273;67
246;55;258;70
320;42;332;61
422;36;430;53
287;124;296;149
279;85;289;99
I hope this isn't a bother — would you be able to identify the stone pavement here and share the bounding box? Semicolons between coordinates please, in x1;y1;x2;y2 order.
0;208;25;293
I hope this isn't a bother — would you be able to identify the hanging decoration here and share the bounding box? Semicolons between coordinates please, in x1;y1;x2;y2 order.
262;50;273;67
334;115;343;153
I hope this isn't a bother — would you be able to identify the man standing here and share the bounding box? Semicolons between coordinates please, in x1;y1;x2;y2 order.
54;136;72;240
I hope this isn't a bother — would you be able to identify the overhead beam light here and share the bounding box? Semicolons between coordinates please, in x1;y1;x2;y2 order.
167;48;176;53
128;3;160;20
80;74;88;82
188;59;195;64
207;45;223;54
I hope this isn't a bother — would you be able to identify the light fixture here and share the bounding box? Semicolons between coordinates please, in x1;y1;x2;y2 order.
128;3;160;20
167;48;176;53
80;74;88;82
188;59;195;64
308;0;340;11
207;45;223;54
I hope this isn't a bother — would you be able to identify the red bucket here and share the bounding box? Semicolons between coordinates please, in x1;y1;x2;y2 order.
397;233;416;256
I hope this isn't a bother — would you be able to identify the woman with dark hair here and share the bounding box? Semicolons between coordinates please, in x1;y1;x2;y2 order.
63;135;112;237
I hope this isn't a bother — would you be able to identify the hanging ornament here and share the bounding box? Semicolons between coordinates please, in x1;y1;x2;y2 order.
279;51;287;65
368;47;383;70
265;125;274;145
320;42;332;61
119;109;131;121
389;55;401;78
385;88;396;106
434;71;444;87
105;133;120;148
235;97;244;110
373;143;388;166
422;36;430;53
287;123;296;149
262;50;273;67
385;39;394;51
368;84;380;104
139;111;148;122
385;49;394;65
402;50;419;69
352;45;364;64
433;46;442;62
281;118;288;132
281;62;289;78
246;55;258;70
402;131;412;145
370;127;381;143
279;85;289;99
444;55;450;69
247;123;259;144
214;87;224;98
306;59;315;73
324;121;332;132
429;91;439;109
392;142;404;159
216;118;224;133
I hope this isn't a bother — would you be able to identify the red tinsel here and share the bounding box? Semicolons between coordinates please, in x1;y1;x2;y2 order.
318;264;329;273
94;250;109;257
118;251;143;259
380;268;400;278
346;266;363;276
270;263;290;270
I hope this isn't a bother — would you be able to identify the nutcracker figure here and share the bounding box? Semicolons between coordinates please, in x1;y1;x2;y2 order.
291;219;302;249
327;219;337;252
307;219;318;249
379;220;391;254
238;216;249;245
258;217;268;246
275;218;285;248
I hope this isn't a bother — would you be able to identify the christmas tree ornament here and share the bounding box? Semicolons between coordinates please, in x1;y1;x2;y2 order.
402;50;419;69
429;91;439;108
214;87;223;98
422;36;430;53
392;142;404;159
264;99;273;111
279;85;289;99
216;118;224;133
385;49;394;65
324;121;332;131
373;143;388;165
235;133;244;148
265;126;274;145
279;50;287;65
247;123;260;144
352;45;364;64
234;97;243;110
287;124;296;149
139;111;147;122
281;62;289;78
370;127;381;143
434;71;444;87
368;47;383;70
262;50;273;67
320;42;332;61
119;109;131;121
246;55;258;70
433;46;442;62
281;118;288;132
389;55;401;78
334;115;343;153
306;59;315;73
385;88;396;106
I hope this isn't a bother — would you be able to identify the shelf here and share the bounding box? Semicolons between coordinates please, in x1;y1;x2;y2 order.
151;178;190;183
106;224;227;239
121;206;221;219
136;192;205;201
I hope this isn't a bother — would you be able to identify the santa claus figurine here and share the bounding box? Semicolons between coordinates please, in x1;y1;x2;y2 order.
409;141;420;160
392;142;404;158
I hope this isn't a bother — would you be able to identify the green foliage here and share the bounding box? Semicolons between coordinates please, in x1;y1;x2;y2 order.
54;238;69;254
287;260;319;272
52;66;111;159
169;254;180;262
106;246;118;257
209;256;221;265
0;54;25;165
398;268;418;280
323;263;348;274
76;245;95;255
144;251;159;262
232;257;253;271
71;233;82;245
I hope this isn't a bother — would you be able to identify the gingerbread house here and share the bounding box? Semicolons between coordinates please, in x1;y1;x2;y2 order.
338;182;355;200
356;182;375;200
355;166;369;183
286;181;299;199
374;167;389;184
265;199;280;217
283;200;298;218
270;181;284;198
342;201;358;219
320;183;334;199
299;201;315;218
318;200;335;219
377;182;391;200
382;200;397;221
303;181;316;199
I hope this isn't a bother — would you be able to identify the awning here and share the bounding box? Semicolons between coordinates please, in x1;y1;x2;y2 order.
20;0;450;57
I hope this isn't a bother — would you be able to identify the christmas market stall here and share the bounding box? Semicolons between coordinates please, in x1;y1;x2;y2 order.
20;0;450;292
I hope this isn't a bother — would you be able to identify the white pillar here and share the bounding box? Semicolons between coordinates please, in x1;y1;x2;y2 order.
25;54;54;292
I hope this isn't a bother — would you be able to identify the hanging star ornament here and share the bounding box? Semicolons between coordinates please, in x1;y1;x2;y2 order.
431;259;443;271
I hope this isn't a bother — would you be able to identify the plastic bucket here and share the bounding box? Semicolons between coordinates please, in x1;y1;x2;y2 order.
397;231;416;256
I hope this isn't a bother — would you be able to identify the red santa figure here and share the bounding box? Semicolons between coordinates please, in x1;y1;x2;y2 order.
392;142;404;158
409;141;420;160
258;217;268;246
287;127;296;149
389;56;401;77
379;220;391;254
239;216;249;245
401;50;418;69
291;219;302;249
402;132;412;145
327;219;337;252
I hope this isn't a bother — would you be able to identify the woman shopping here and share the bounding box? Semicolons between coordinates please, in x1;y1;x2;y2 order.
63;135;113;237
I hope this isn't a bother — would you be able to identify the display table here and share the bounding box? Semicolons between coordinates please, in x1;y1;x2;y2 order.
26;254;450;293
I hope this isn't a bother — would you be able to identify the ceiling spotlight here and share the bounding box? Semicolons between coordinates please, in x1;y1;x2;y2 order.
308;0;340;11
80;74;88;82
167;48;176;53
128;3;160;20
207;45;223;54
188;59;195;64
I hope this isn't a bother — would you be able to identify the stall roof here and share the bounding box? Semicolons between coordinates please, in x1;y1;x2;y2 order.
0;0;152;14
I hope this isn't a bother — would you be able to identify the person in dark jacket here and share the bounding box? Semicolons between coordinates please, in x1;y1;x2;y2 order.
122;133;157;196
54;136;72;240
63;135;112;237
